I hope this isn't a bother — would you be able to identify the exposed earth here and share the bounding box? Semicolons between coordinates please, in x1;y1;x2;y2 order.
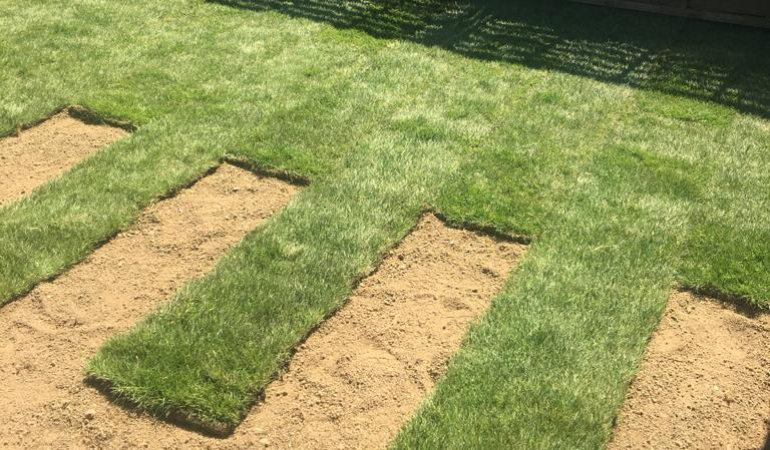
609;291;770;450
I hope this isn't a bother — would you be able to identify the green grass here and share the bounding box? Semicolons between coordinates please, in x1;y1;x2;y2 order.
1;0;769;447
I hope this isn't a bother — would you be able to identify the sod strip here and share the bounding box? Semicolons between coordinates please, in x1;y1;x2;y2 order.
0;110;128;205
221;215;523;449
0;114;228;307
608;291;770;450
0;164;298;449
87;138;459;433
21;215;520;449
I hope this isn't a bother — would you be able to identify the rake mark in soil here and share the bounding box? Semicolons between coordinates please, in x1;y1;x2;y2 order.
0;111;128;205
0;164;298;449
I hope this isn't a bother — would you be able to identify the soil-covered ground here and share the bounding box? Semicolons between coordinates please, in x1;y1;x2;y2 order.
609;292;770;450
0;112;127;204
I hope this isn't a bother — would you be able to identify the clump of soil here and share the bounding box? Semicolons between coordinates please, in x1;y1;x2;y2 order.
608;291;770;450
0;164;298;449
0;111;128;204
0;213;524;450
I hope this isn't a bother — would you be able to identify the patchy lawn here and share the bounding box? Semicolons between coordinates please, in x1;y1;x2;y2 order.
1;0;769;448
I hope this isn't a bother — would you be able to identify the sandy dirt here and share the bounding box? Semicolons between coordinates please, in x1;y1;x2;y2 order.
227;215;525;450
0;164;298;450
0;213;523;450
0;112;128;204
608;291;770;450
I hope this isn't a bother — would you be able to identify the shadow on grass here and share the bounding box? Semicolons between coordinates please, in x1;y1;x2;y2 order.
209;0;770;118
85;375;240;438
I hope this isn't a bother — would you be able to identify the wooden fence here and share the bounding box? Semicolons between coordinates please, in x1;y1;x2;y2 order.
573;0;770;27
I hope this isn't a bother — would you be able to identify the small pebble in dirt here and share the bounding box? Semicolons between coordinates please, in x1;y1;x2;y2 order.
84;409;96;420
259;438;270;447
481;267;499;277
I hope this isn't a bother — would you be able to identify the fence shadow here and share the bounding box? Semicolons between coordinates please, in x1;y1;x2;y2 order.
209;0;770;118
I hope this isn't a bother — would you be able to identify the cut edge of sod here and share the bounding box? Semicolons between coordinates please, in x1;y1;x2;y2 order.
431;208;533;246
84;376;240;437
223;154;312;187
0;163;218;309
0;152;306;310
0;105;136;140
678;282;770;314
84;211;531;437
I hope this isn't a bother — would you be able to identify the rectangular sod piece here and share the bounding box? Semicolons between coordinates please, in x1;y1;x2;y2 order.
70;215;525;448
84;144;461;434
0;163;299;448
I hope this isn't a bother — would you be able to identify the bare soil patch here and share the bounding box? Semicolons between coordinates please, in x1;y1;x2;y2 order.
0;164;298;449
228;215;525;450
0;214;523;449
609;291;770;450
0;111;128;204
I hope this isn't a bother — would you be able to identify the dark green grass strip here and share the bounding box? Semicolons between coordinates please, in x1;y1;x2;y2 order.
392;87;757;449
87;138;457;431
392;161;684;450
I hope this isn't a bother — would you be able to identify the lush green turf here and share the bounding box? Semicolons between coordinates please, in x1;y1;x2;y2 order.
2;0;769;447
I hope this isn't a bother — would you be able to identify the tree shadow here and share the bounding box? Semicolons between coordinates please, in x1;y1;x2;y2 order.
209;0;770;118
763;430;770;450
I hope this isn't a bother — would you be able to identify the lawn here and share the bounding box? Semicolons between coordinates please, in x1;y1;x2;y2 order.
1;0;769;448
